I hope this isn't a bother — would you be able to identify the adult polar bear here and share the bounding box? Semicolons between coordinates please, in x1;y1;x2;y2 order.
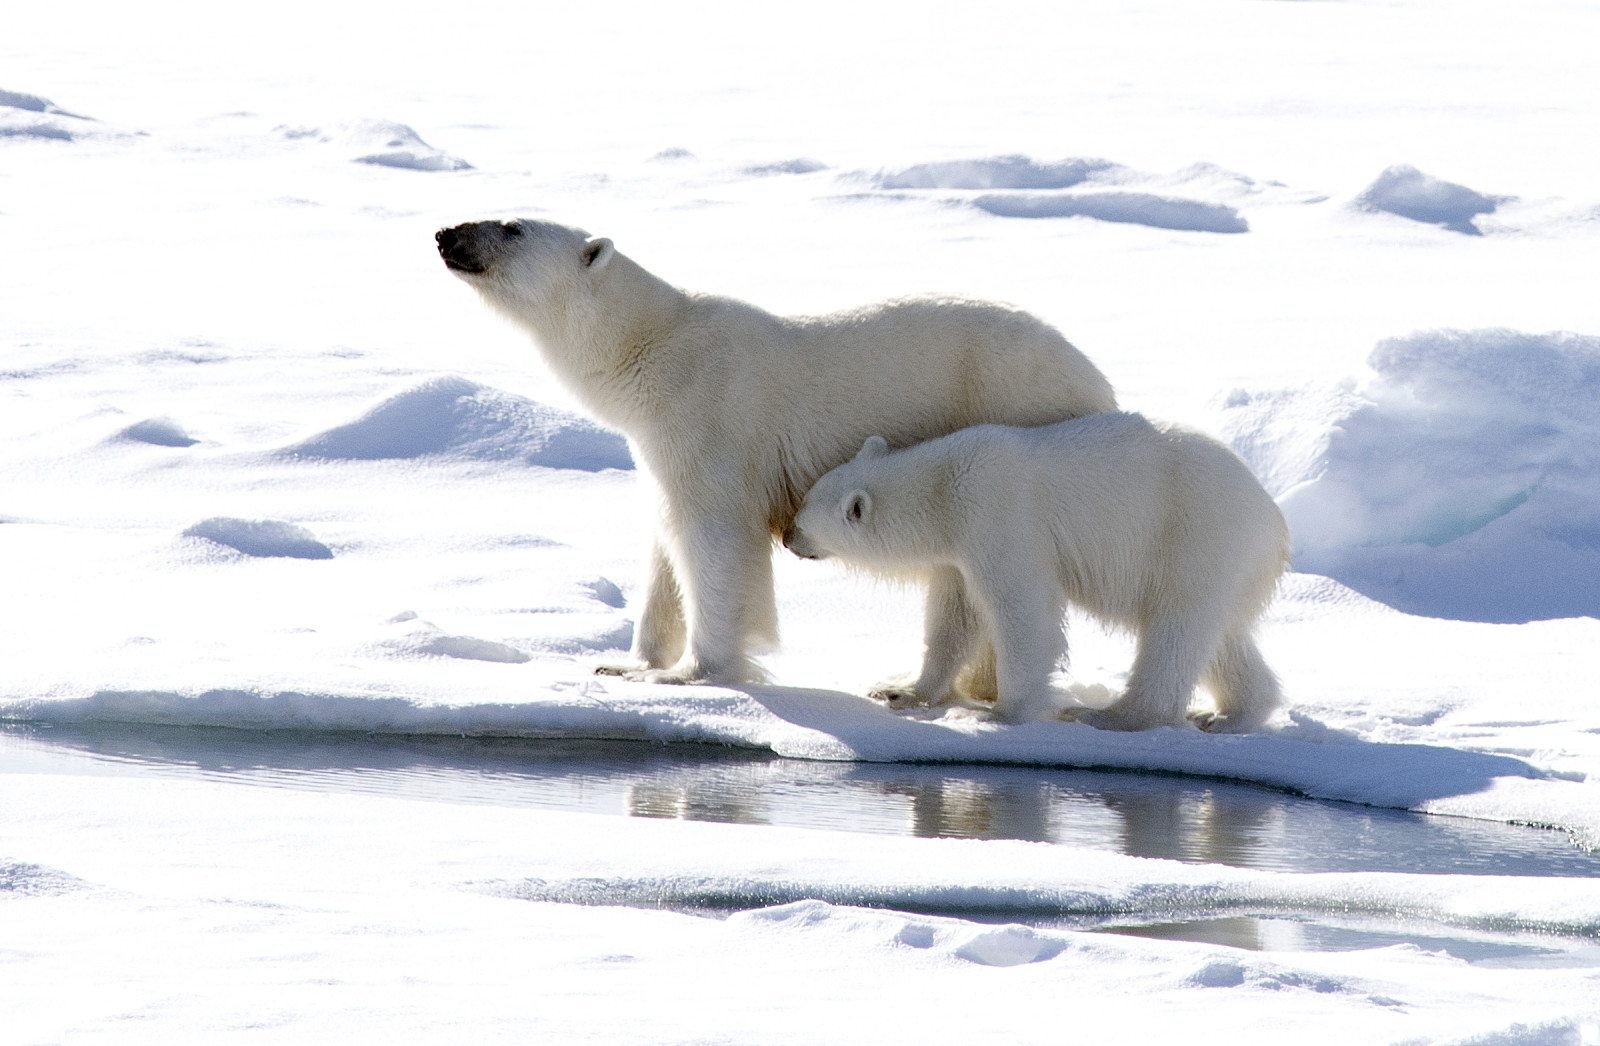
436;218;1116;685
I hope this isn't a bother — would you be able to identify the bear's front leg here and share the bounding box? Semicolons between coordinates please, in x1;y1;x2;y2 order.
870;565;982;709
629;513;775;686
967;557;1066;724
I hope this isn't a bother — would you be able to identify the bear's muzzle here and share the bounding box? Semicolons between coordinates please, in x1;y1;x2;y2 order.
782;522;823;560
435;224;488;274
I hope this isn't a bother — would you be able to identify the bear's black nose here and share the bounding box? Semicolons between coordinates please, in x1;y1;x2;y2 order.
436;225;485;274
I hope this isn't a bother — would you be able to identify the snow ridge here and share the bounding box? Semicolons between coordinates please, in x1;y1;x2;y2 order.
282;375;634;471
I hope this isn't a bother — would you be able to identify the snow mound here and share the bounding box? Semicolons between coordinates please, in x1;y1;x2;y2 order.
868;154;1268;232
974;191;1249;233
583;577;627;609
744;158;827;176
1221;328;1600;622
116;416;198;448
0;859;90;898
279;119;472;172
283;376;633;471
1355;164;1504;235
412;634;531;664
0;88;96;141
182;518;335;560
878;155;1117;190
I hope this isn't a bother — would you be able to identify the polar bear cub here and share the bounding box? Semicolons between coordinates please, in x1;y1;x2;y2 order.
784;413;1289;731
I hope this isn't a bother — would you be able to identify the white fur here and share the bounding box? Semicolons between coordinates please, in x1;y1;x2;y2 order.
787;413;1290;731
438;218;1117;684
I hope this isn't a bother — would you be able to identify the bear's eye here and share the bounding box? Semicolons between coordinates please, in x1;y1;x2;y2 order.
845;494;866;522
500;222;523;238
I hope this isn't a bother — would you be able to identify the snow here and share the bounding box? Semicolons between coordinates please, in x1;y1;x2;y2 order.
4;0;1600;1040
182;517;335;560
1356;165;1505;236
1222;329;1600;622
282;375;634;469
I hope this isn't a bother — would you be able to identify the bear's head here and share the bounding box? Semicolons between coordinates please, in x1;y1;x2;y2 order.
435;218;615;333
787;435;948;571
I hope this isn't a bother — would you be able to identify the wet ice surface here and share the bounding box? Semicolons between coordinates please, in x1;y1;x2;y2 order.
8;722;1597;969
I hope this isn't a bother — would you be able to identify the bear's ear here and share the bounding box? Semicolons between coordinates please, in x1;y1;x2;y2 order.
853;435;888;462
581;237;614;272
841;490;872;526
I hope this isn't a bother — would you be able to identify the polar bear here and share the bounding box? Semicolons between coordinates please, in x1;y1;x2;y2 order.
784;413;1289;731
436;218;1116;685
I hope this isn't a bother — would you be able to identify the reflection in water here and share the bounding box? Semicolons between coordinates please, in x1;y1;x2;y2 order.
8;719;1600;964
5;719;1596;879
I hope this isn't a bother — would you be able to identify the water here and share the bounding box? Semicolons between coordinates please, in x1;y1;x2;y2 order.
5;720;1597;965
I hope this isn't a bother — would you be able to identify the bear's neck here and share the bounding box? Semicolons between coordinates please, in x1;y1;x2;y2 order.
537;256;692;430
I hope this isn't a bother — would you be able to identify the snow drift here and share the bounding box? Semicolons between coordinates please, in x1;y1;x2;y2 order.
282;375;634;471
974;191;1248;233
871;153;1252;233
1355;165;1504;235
1222;328;1600;622
182;518;335;560
877;155;1118;191
0;88;97;141
278;118;472;171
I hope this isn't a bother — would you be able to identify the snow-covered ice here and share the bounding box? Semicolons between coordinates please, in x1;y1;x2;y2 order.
4;0;1600;1041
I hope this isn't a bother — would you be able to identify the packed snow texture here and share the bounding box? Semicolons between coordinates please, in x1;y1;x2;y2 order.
1222;329;1600;622
283;375;634;470
1356;165;1504;235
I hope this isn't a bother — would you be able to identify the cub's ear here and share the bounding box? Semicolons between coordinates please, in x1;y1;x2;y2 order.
841;490;872;526
854;435;889;461
581;237;614;271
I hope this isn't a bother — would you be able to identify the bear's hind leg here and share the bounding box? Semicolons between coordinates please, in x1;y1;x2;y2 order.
1082;615;1219;731
635;538;688;667
954;637;998;704
1192;633;1280;733
871;565;982;709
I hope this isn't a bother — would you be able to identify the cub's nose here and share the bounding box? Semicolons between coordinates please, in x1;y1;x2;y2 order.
782;522;820;560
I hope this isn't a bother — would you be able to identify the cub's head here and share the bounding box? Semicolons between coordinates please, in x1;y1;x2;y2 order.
786;436;944;571
435;218;614;321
